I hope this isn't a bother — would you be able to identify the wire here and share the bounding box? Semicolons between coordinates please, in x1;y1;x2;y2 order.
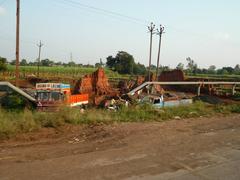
62;0;149;23
53;0;150;27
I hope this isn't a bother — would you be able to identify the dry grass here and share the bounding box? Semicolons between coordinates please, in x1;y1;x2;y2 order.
0;102;240;139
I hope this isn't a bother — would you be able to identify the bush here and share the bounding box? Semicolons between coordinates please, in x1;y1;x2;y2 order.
0;57;7;72
0;94;27;110
229;104;240;113
0;110;39;139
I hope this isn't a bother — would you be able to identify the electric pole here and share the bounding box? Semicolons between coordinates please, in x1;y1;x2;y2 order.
37;41;43;77
156;25;165;79
15;0;20;86
148;22;155;82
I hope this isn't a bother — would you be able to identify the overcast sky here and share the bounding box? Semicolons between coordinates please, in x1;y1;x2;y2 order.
0;0;239;68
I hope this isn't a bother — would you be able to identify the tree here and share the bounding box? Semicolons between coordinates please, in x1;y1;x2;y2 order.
159;65;170;72
20;59;28;66
95;63;101;68
10;60;16;65
234;64;240;74
55;61;62;66
106;56;116;69
68;61;76;67
208;65;216;74
176;63;184;70
0;56;7;72
186;57;197;74
41;59;54;66
106;51;135;74
28;61;37;66
222;67;234;74
133;63;147;75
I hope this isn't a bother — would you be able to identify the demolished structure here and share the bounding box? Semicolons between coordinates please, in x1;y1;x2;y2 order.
74;68;118;105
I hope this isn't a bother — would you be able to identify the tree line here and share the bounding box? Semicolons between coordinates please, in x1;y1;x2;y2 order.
176;57;240;75
1;54;240;76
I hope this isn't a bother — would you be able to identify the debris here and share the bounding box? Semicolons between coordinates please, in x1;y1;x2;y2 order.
74;68;112;95
174;116;181;120
74;68;119;105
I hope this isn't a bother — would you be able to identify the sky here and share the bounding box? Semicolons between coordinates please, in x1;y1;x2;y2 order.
0;0;239;68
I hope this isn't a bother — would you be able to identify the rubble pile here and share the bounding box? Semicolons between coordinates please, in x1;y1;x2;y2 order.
75;68;112;96
92;68;111;95
74;68;118;105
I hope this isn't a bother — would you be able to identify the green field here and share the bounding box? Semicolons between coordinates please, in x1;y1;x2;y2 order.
4;65;130;79
187;73;240;81
3;65;240;82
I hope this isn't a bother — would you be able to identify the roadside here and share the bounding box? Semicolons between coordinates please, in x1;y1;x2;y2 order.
1;101;240;140
0;114;240;180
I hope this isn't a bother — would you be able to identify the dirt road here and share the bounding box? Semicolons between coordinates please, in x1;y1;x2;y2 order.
1;114;240;180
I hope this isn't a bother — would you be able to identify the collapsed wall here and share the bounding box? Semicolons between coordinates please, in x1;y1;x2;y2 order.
74;68;118;105
74;68;112;95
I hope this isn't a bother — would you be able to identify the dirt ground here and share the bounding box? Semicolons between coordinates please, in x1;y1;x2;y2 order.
1;114;240;180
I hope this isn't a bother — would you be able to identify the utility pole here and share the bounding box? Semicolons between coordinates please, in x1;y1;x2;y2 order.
37;41;43;77
148;22;155;82
15;0;20;86
156;25;165;79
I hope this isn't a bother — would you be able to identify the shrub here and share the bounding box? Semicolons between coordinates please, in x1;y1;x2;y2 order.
0;94;27;110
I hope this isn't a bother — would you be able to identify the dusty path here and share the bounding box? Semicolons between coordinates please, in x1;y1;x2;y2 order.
0;114;240;180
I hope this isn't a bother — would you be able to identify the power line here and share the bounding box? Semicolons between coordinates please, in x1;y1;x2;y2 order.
61;0;149;24
53;0;149;26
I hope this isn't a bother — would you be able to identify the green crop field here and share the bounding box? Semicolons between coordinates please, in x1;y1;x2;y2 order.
187;73;240;81
4;65;130;80
3;65;240;82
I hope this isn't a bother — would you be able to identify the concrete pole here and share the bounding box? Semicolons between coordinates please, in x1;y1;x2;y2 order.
197;85;201;96
232;85;236;96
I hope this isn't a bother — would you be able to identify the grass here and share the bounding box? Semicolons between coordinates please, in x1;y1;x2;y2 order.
1;102;240;139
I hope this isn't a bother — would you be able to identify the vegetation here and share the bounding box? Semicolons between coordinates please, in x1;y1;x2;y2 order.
0;94;28;110
0;56;7;72
178;57;240;76
1;54;240;79
106;51;146;75
1;102;240;139
5;65;129;79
